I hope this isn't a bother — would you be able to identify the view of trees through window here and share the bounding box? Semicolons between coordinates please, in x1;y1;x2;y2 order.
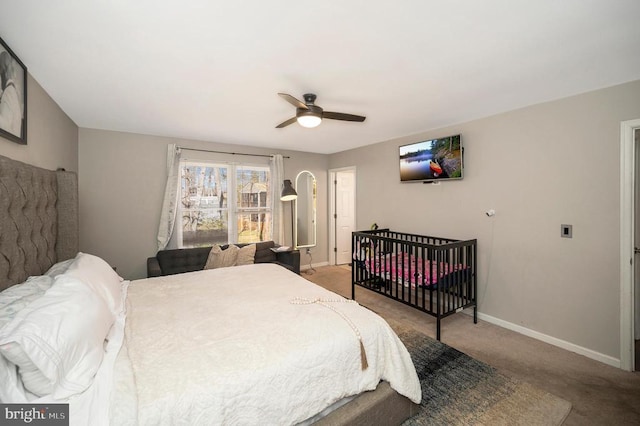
180;161;271;247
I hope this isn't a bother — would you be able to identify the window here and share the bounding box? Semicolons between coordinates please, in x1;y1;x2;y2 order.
178;161;272;247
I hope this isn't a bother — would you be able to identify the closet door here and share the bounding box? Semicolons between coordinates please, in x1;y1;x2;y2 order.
336;170;355;265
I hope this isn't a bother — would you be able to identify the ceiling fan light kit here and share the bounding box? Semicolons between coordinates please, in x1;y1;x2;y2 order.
296;111;322;128
276;93;366;129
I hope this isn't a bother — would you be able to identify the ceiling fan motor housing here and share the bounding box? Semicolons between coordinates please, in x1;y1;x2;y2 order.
297;104;323;118
303;93;317;105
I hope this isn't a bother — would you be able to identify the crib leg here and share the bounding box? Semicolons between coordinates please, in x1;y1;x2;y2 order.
474;306;478;324
436;318;441;341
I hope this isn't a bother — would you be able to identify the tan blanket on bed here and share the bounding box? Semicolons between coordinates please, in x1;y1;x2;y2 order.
123;263;420;425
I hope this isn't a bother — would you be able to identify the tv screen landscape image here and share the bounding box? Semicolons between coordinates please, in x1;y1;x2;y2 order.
399;134;463;182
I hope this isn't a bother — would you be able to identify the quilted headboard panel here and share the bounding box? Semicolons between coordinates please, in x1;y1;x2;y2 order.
0;155;78;291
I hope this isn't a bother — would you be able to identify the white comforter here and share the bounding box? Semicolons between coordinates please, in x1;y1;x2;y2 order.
118;263;420;425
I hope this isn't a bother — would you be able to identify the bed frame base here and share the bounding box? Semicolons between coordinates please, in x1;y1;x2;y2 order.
315;381;419;426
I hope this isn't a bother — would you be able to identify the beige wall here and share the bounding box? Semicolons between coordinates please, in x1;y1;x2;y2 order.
329;79;640;360
6;68;639;362
0;74;78;171
78;128;329;280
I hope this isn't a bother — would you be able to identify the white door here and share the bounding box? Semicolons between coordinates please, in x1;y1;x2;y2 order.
621;119;640;371
335;170;355;265
635;129;640;346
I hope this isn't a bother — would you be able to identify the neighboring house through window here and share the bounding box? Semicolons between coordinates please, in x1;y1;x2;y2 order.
178;161;272;247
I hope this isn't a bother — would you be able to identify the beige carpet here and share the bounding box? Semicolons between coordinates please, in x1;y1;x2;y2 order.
307;265;640;425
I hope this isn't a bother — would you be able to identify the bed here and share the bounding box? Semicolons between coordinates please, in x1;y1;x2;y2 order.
352;229;478;340
0;154;421;425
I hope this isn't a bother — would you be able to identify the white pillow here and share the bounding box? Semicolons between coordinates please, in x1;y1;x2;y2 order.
0;275;115;398
44;258;75;278
0;258;76;328
0;349;30;402
0;342;51;397
0;275;54;329
64;252;124;314
0;257;74;310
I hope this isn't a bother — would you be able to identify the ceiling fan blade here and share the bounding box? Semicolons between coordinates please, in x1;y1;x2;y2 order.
323;111;366;122
278;93;308;110
276;117;298;128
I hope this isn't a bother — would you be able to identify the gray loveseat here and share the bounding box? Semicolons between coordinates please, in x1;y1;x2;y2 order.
147;241;300;277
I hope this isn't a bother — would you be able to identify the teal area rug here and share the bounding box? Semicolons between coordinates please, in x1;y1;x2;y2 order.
396;328;572;426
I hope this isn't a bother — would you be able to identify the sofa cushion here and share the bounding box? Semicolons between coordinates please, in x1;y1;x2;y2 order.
156;247;211;276
152;241;286;277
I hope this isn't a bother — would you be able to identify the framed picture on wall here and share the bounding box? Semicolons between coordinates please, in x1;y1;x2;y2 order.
0;36;27;144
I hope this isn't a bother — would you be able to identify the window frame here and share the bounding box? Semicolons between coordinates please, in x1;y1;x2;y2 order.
176;160;272;248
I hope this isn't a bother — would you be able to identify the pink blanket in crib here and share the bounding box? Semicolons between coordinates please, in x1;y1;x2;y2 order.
365;252;465;288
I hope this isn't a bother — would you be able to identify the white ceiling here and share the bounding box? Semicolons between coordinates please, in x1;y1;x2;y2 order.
1;1;639;154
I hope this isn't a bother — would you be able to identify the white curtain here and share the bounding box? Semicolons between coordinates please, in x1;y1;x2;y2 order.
157;144;181;250
270;154;284;245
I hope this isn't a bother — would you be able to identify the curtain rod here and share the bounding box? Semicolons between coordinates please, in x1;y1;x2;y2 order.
178;146;290;159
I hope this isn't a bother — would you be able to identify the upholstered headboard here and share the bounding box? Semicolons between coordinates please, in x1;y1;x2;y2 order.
0;154;79;291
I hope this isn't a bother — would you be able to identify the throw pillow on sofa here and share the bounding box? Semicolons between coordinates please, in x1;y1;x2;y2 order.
234;244;256;266
204;244;239;270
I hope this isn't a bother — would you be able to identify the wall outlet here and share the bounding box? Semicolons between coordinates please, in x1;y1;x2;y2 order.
561;224;572;238
306;248;311;254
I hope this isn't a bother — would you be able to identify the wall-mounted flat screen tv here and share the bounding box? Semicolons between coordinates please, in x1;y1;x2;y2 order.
399;134;463;182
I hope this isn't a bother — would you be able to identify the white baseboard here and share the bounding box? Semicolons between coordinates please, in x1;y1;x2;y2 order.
468;311;621;368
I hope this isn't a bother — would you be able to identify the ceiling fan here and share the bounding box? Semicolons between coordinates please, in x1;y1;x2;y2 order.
276;93;366;129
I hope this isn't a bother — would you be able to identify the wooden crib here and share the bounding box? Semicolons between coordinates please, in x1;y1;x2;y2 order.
352;229;477;340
